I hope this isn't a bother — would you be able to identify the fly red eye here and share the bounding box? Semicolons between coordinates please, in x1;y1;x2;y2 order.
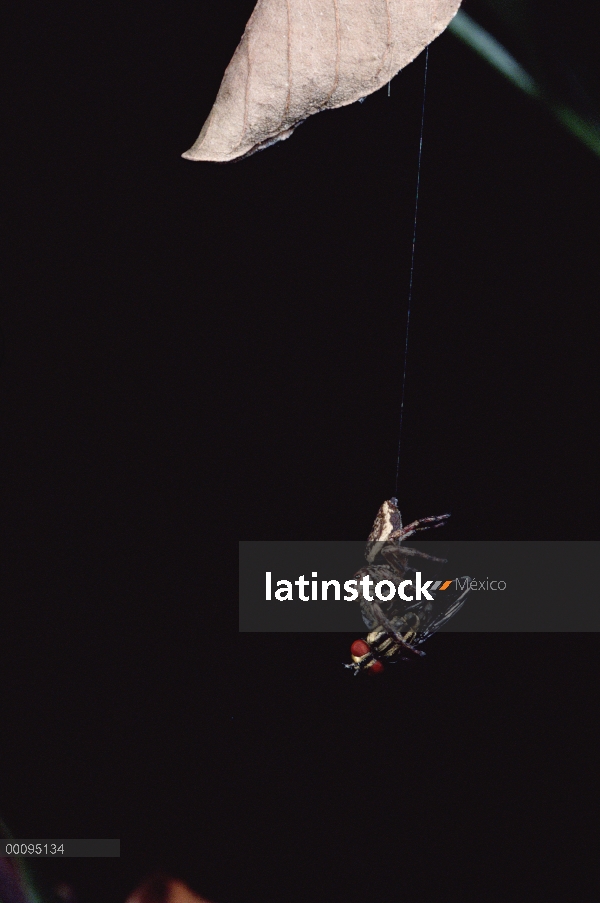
351;639;370;657
368;660;384;674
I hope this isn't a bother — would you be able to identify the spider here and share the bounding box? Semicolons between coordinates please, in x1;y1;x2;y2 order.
345;498;470;675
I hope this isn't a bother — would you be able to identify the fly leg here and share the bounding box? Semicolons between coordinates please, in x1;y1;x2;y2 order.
343;662;361;675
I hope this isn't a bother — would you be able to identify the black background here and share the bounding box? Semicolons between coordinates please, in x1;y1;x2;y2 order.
2;1;599;901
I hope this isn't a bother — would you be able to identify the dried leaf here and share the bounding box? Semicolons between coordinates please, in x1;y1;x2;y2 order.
183;0;462;162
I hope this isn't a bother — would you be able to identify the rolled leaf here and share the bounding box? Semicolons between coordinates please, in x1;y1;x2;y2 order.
183;0;462;162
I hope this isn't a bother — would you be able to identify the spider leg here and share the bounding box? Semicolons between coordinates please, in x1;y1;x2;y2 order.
381;544;447;566
391;513;450;541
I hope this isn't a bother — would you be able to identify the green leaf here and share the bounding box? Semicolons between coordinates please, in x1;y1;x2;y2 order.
448;8;600;158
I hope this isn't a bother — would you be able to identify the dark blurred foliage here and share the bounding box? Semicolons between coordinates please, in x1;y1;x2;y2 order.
454;0;600;155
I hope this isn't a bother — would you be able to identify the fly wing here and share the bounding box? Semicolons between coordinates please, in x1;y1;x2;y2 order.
357;572;470;645
408;578;471;644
